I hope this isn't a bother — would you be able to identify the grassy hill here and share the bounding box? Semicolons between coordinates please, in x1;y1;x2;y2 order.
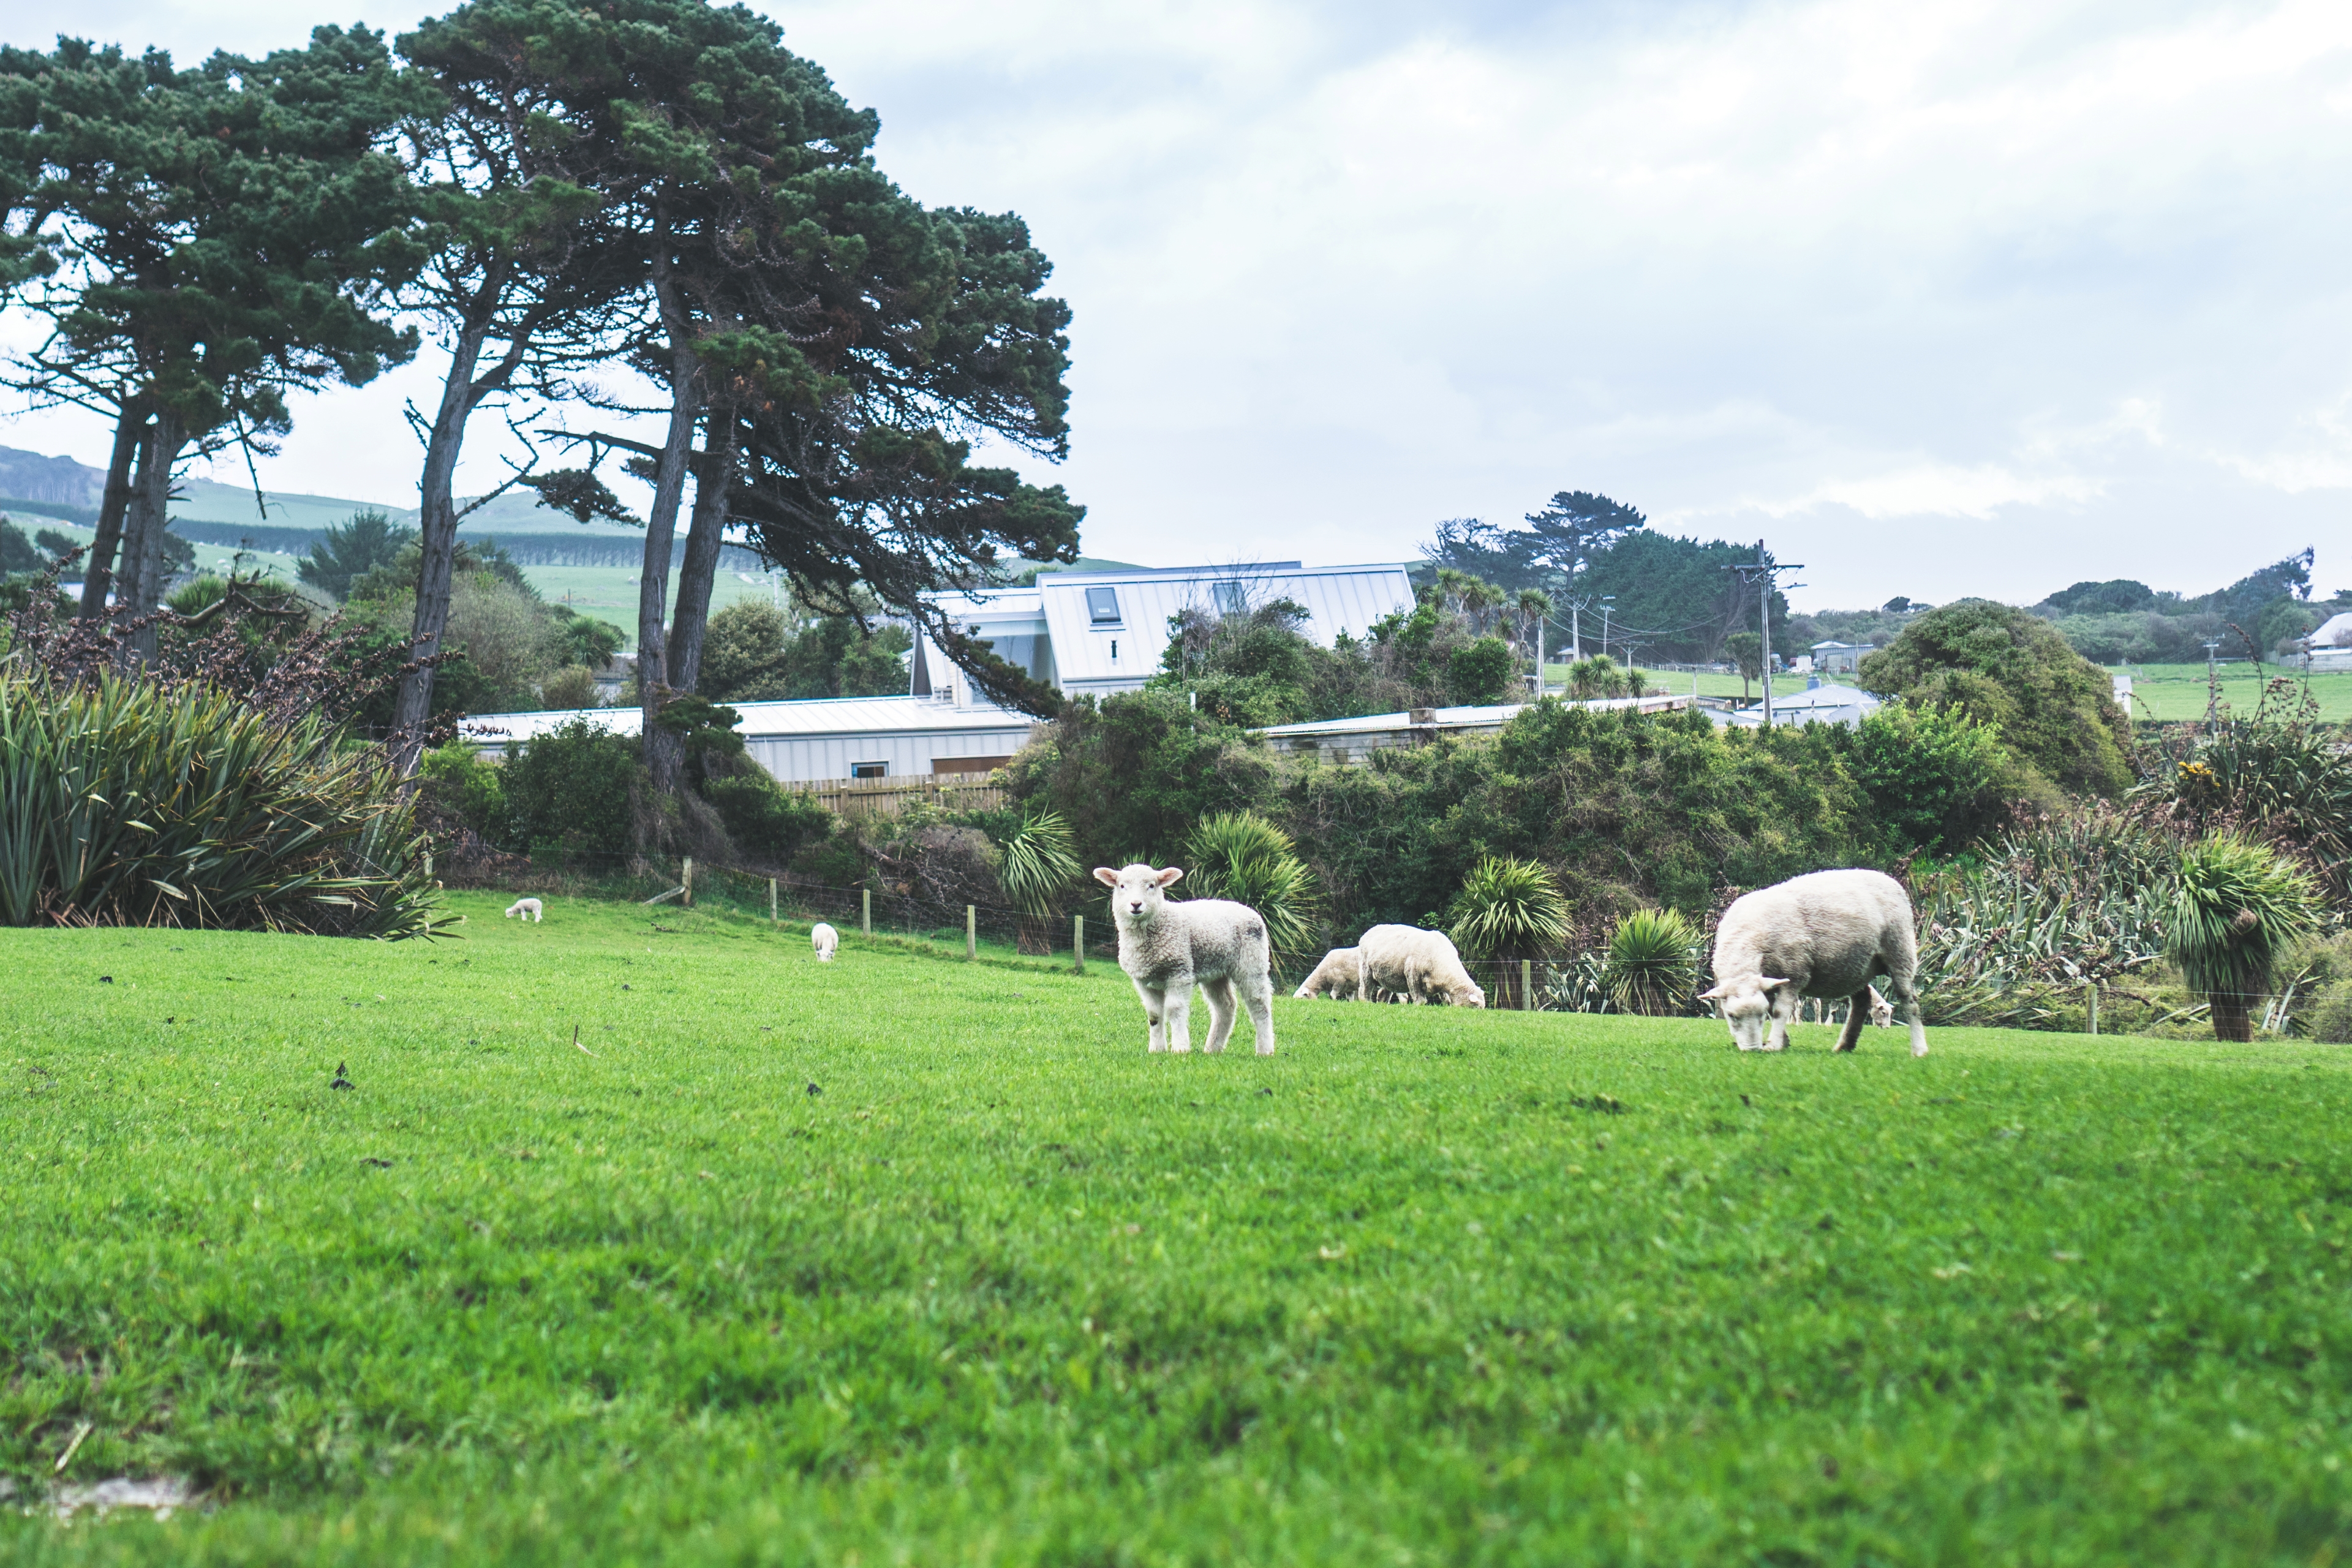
2;892;2347;1561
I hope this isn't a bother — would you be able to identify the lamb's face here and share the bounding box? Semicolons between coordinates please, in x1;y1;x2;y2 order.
1700;979;1784;1050
1094;863;1183;924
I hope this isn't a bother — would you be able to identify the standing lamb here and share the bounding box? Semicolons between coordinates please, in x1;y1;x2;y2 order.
504;897;543;922
1355;924;1487;1008
811;922;839;963
1294;947;1363;1000
1094;864;1277;1055
1700;869;1927;1056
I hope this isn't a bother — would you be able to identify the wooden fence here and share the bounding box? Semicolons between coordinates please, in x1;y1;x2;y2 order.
785;774;1007;817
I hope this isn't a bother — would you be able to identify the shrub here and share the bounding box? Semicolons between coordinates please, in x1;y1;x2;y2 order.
1605;908;1702;1016
414;741;509;845
2133;687;2352;899
1448;636;1516;705
702;774;835;869
540;665;603;709
501;718;639;861
1847;701;2019;856
1447;856;1570;1005
1859;598;2133;796
0;673;441;936
2166;832;2323;1042
1183;812;1319;967
992;809;1082;953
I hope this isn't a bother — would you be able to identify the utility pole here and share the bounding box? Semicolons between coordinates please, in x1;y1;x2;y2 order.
1534;614;1545;696
1599;595;1616;664
1732;540;1805;729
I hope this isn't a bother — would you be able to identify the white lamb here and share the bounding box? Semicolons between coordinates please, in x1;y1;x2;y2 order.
1700;869;1927;1056
1294;947;1363;1000
1355;924;1486;1008
1094;864;1277;1055
811;922;839;962
503;897;543;923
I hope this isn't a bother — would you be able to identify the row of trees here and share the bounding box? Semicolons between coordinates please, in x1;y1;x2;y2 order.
0;0;1084;788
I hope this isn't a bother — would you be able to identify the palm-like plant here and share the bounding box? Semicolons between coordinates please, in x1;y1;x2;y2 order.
1183;812;1319;968
992;809;1080;954
1447;856;1572;1005
1604;907;1701;1016
2166;832;2322;1041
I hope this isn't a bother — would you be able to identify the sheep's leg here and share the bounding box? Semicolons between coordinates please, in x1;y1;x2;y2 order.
1200;977;1237;1054
1134;980;1168;1054
1238;971;1277;1056
1164;979;1195;1054
1834;991;1869;1052
1883;931;1929;1057
1763;989;1797;1051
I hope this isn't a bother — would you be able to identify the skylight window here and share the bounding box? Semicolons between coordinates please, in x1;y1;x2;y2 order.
1211;580;1246;617
1086;586;1122;625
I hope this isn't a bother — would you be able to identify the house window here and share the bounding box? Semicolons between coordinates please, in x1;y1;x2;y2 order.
1211;579;1246;617
850;761;888;780
1086;586;1121;625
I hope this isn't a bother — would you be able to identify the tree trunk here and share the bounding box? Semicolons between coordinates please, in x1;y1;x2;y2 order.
636;258;705;796
666;408;737;695
116;409;187;665
80;405;147;619
391;314;494;758
2210;990;2255;1043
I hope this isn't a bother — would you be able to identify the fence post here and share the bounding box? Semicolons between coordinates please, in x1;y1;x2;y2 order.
1074;915;1085;974
769;877;777;926
1521;959;1532;1011
966;905;977;961
2086;984;2100;1036
682;857;694;907
423;852;432;882
862;888;872;936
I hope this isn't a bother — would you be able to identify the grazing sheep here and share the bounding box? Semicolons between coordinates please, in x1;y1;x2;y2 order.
503;897;543;923
1700;869;1926;1056
1356;924;1487;1008
1294;947;1364;1000
811;922;839;963
1093;864;1277;1055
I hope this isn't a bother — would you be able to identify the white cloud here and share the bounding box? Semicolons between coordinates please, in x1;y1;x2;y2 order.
5;0;2351;606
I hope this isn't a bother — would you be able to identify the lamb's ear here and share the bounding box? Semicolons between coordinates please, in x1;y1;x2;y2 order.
1155;867;1185;888
1761;976;1793;993
1092;867;1120;887
1697;984;1727;1001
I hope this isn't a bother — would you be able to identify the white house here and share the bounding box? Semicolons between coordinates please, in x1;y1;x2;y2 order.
2301;611;2352;671
461;695;1039;784
911;560;1417;702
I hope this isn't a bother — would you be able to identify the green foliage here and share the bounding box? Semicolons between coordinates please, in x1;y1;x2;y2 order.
539;665;602;710
414;740;508;845
1722;632;1763;690
1912;809;2178;1030
1604;907;1701;1016
1847;702;2017;856
0;673;440;935
2133;687;2352;899
1565;654;1631;700
2166;832;2323;1041
701;599;914;704
1447;636;1515;705
1000;691;1276;873
1859;598;2134;796
500;717;639;859
298;510;417;602
1182;811;1319;964
0;518;37;574
992;810;1082;919
1446;856;1571;961
701;774;835;869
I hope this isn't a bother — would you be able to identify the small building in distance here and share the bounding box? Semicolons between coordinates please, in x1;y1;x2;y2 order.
1255;694;1698;766
1810;639;1874;675
2301;611;2352;671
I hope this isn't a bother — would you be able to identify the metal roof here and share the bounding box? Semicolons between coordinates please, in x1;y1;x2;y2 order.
1255;693;1693;740
462;694;1035;748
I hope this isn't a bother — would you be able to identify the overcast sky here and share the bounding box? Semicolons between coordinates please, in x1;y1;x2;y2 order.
6;0;2350;609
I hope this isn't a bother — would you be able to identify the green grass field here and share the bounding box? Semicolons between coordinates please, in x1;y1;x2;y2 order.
6;894;2352;1562
1554;662;2352;723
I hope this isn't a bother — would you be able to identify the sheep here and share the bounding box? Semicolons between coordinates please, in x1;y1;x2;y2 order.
503;897;543;923
1355;924;1487;1008
1093;864;1276;1055
1294;947;1364;1000
1700;869;1927;1056
811;922;839;963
